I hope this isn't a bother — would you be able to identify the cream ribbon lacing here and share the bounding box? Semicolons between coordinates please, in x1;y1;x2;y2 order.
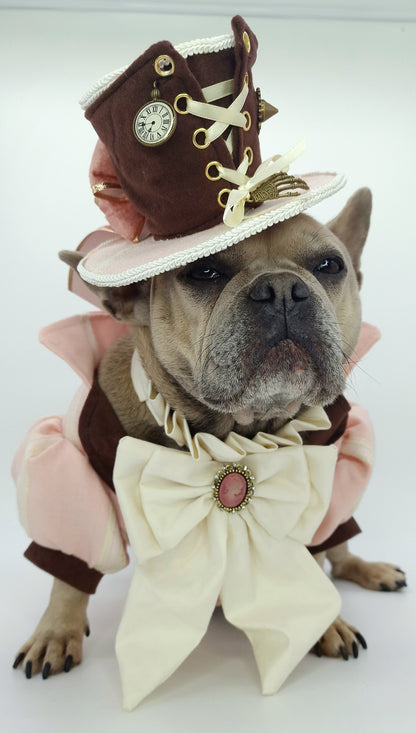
182;78;307;228
112;351;341;710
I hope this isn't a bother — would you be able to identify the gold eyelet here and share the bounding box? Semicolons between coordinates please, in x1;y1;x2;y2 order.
217;188;231;208
243;111;251;131
244;147;253;167
244;73;249;86
205;161;222;181
154;55;175;76
174;93;191;114
193;128;209;149
243;31;251;53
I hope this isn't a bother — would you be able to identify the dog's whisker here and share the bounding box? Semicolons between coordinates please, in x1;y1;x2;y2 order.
193;328;226;369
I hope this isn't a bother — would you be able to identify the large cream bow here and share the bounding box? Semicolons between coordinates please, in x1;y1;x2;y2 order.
113;407;341;710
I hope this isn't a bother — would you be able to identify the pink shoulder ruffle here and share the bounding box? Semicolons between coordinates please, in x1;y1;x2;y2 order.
39;311;129;387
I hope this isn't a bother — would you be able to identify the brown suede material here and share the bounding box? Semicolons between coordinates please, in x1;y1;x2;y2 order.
85;16;261;239
308;518;361;556
230;15;260;171
24;542;103;594
78;373;126;492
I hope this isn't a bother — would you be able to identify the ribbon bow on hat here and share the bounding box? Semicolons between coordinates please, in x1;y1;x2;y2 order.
222;139;308;228
113;352;341;710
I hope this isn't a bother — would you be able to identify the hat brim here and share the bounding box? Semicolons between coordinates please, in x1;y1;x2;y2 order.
77;171;345;288
68;227;113;307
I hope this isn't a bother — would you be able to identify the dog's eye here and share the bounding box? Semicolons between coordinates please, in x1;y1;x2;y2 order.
315;256;344;275
188;266;222;281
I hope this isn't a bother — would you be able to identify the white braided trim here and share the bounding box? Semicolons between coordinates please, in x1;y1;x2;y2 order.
77;174;346;288
79;67;127;111
175;31;234;58
79;31;234;111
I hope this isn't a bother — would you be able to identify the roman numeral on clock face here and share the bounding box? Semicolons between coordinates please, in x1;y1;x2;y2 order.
133;99;177;146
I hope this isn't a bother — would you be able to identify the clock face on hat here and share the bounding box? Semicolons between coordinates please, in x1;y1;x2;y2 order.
133;100;177;146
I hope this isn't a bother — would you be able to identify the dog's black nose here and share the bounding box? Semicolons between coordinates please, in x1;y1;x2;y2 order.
249;274;310;304
249;280;275;302
291;280;310;302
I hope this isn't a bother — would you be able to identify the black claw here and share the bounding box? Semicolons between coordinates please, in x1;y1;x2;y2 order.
395;568;405;574
356;632;367;650
85;626;90;637
395;580;407;589
25;661;32;679
42;662;51;680
352;642;359;659
339;645;349;661
13;652;24;670
64;655;73;673
313;642;322;657
380;583;392;592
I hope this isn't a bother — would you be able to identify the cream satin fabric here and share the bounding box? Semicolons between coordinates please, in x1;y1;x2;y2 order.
113;352;342;710
223;140;306;227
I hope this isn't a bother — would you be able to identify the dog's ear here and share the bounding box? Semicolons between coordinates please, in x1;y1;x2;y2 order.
327;187;372;287
59;250;151;326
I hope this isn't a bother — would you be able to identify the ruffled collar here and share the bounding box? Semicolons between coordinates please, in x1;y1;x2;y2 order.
130;348;334;461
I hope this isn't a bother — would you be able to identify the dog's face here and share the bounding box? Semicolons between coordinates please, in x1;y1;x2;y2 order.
63;188;371;426
149;210;363;424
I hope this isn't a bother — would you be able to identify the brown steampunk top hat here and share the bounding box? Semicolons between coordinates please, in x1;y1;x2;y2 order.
75;15;345;288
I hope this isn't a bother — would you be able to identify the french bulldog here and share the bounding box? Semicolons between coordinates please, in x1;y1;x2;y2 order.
13;187;406;680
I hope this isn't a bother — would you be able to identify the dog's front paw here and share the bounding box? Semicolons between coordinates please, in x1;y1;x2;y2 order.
331;555;407;592
13;579;90;679
313;616;367;661
13;622;90;679
371;563;407;592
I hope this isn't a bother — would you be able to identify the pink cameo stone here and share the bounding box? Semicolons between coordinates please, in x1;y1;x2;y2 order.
218;472;248;509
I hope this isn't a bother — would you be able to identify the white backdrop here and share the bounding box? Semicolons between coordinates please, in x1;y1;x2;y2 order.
1;8;415;732
1;0;416;21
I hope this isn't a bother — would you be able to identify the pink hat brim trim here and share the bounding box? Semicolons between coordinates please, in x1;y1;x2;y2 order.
77;172;346;287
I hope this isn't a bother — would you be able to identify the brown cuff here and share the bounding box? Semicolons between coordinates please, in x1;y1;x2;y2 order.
308;517;361;555
24;542;103;594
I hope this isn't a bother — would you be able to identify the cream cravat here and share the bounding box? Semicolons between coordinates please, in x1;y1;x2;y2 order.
113;351;341;710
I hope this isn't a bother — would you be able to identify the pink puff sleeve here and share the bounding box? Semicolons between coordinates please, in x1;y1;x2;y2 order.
310;403;375;546
12;385;129;590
